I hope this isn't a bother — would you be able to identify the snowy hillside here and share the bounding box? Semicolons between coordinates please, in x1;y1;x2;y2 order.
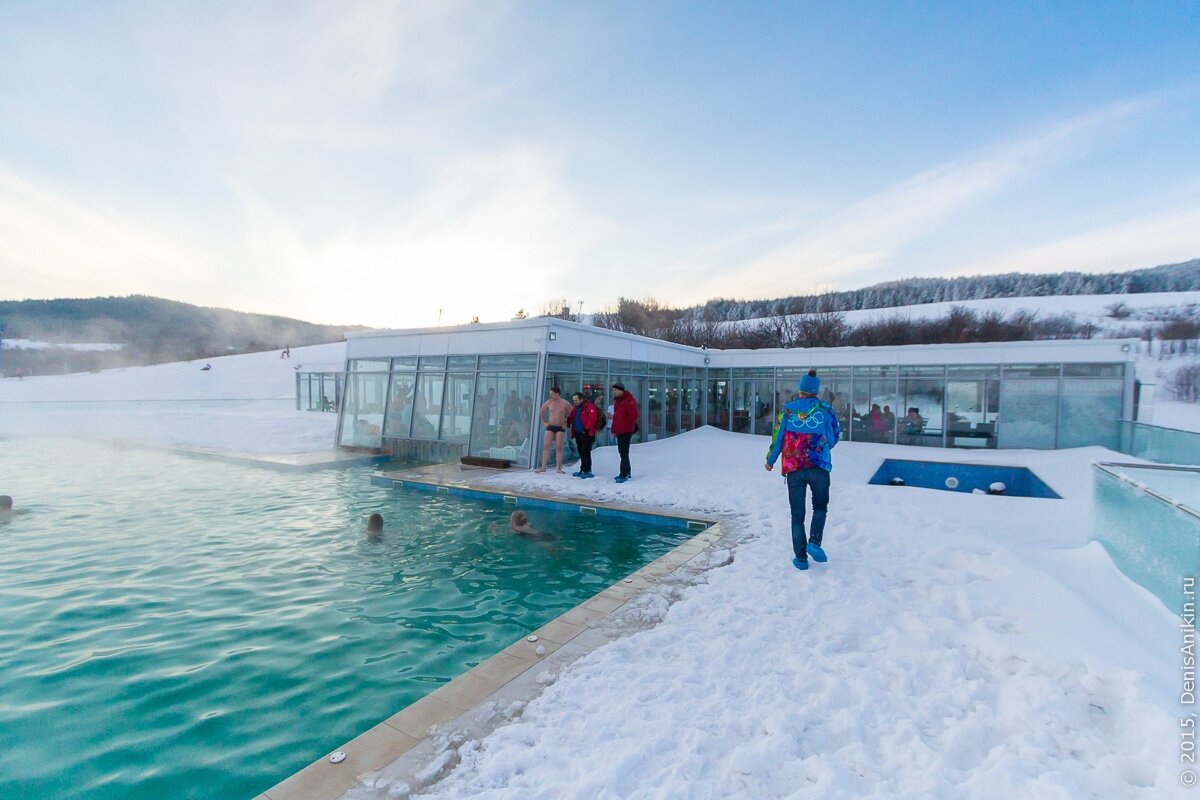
0;341;345;402
725;290;1200;334
0;342;345;454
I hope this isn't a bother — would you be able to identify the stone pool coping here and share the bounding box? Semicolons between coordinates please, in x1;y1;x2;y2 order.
257;466;726;800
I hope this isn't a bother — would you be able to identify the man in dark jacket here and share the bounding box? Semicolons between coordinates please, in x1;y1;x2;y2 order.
568;392;600;479
610;382;639;483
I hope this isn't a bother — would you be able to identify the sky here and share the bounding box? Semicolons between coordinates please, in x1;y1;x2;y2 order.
1;1;1198;329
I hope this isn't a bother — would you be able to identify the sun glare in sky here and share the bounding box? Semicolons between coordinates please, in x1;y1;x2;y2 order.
1;1;1198;327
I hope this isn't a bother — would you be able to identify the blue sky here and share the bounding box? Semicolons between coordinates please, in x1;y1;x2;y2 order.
1;1;1198;328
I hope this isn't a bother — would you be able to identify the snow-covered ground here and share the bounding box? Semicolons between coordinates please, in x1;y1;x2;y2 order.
1;345;1192;797
0;341;344;454
726;291;1200;334
388;430;1187;800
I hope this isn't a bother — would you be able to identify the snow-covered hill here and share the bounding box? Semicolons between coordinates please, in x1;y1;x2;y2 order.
725;290;1200;334
0;341;345;402
0;342;346;454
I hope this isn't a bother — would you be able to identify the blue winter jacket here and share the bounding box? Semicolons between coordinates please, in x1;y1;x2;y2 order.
765;397;840;474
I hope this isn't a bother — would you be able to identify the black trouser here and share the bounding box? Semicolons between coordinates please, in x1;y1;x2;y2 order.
616;432;633;477
575;432;595;473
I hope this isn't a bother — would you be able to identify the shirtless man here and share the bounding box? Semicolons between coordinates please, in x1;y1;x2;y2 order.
536;386;573;474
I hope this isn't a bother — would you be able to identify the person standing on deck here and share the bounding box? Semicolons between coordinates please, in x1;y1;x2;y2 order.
765;369;840;571
536;387;573;474
610;382;639;483
568;392;600;479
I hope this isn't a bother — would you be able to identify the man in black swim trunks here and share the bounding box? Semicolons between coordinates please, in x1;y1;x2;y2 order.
535;386;573;474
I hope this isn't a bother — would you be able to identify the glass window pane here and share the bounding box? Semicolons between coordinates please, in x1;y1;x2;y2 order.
471;373;536;462
547;354;581;371
648;363;667;376
947;365;999;379
850;377;898;443
440;374;475;442
708;379;729;428
1063;363;1124;378
900;378;944;447
349;358;389;372
999;378;1058;448
647;379;666;439
478;354;538;370
1059;378;1123;448
901;365;947;377
418;356;446;370
681;379;702;432
337;370;388;447
410;373;445;438
1004;363;1059;378
946;380;998;449
447;356;477;370
383;371;416;438
391;356;418;370
582;357;608;373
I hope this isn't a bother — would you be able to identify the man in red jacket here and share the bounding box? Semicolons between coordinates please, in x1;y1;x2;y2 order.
568;392;600;479
610;382;640;483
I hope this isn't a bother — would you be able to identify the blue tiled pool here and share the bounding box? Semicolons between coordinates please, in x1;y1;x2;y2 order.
869;458;1061;498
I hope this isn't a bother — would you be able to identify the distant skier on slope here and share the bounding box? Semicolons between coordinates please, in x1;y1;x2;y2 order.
765;369;840;571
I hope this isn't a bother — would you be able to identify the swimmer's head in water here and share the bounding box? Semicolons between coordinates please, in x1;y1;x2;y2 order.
0;496;11;511
366;513;383;534
510;510;528;527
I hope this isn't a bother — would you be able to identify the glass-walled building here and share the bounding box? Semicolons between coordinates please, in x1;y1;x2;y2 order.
327;318;1137;466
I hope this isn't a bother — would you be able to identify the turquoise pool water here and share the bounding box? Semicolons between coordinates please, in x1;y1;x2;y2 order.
0;439;692;800
1093;464;1200;609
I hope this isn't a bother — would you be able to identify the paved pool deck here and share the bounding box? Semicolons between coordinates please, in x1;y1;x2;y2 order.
257;463;729;800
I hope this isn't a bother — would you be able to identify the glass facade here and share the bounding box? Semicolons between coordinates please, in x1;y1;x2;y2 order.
331;346;1130;459
336;360;389;448
296;372;342;413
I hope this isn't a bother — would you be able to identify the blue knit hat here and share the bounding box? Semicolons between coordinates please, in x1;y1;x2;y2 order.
798;369;820;395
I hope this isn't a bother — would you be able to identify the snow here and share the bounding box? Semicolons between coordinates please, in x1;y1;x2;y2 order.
0;342;344;454
727;291;1200;334
374;430;1186;800
1151;400;1200;434
0;338;124;351
0;344;1190;797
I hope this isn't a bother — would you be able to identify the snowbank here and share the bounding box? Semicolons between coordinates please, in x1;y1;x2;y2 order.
377;429;1188;800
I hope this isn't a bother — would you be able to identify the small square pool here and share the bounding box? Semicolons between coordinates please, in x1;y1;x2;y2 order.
869;458;1061;498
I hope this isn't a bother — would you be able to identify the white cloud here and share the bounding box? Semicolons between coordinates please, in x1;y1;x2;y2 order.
673;97;1158;303
0;167;220;300
949;207;1200;277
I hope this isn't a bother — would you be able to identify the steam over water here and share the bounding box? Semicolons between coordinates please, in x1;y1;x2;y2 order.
0;439;690;800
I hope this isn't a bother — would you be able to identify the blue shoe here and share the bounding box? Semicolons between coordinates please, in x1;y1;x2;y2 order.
614;476;628;484
580;472;594;479
806;543;828;563
792;558;809;571
571;471;583;477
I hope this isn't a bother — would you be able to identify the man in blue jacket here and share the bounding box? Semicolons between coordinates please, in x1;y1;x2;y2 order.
765;370;840;571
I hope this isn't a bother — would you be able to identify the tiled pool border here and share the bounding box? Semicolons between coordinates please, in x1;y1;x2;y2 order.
367;473;714;531
258;471;723;800
1093;461;1200;519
